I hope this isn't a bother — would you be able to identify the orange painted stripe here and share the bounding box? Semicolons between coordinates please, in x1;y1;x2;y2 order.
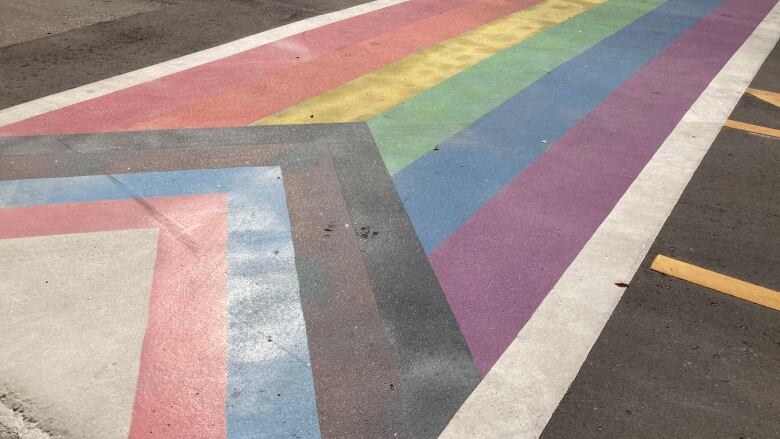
723;119;780;138
651;254;780;311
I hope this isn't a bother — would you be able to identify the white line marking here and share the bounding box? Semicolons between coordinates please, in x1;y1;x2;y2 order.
0;0;409;127
439;2;780;437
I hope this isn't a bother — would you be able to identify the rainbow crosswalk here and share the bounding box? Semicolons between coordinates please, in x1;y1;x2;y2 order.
0;0;778;436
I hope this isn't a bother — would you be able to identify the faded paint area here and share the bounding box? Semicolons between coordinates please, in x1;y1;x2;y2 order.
0;229;159;438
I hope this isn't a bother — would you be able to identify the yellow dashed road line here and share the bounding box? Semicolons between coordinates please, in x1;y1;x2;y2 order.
746;87;780;107
651;254;780;312
724;119;780;138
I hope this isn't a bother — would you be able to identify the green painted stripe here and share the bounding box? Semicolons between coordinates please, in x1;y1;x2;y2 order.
368;0;667;175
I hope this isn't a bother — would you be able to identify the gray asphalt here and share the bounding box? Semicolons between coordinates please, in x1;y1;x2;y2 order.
0;0;370;109
541;42;780;439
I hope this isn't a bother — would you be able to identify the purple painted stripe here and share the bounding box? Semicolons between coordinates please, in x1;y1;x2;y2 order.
429;0;776;375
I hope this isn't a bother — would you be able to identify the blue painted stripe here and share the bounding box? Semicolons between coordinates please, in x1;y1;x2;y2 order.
392;0;725;254
0;168;322;438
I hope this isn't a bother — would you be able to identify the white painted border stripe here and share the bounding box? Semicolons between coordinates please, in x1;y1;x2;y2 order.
439;2;780;437
0;0;409;127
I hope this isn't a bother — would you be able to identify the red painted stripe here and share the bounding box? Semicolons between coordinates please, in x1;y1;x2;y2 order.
0;195;229;439
0;0;474;136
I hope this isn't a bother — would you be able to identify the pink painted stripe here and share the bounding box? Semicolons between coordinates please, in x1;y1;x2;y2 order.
0;195;229;438
429;0;775;374
0;0;475;136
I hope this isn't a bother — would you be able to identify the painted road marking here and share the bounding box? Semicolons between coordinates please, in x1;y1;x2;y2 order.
430;0;768;373
724;119;780;138
369;0;666;175
1;195;230;438
1;136;408;438
651;255;780;311
395;0;725;255
0;168;319;438
428;0;771;374
0;0;410;127
440;1;780;436
0;0;475;135
746;86;780;107
257;0;600;124
0;123;478;437
137;0;539;131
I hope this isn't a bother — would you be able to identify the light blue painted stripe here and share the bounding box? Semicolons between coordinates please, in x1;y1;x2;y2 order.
392;0;725;254
0;168;321;438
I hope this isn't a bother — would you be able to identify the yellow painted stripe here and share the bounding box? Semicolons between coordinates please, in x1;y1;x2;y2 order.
746;87;780;107
723;119;780;138
257;0;603;125
651;255;780;311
